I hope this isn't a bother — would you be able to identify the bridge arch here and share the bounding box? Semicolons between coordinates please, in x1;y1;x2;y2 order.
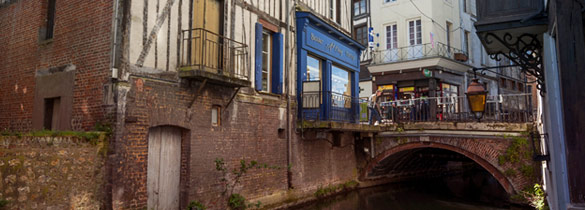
362;142;516;194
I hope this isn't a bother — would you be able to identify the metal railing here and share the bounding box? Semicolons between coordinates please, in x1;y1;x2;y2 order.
180;28;249;80
301;91;359;123
372;42;466;64
374;93;535;123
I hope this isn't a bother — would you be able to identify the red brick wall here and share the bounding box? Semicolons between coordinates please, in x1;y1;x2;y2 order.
110;76;360;209
365;136;537;195
0;0;113;131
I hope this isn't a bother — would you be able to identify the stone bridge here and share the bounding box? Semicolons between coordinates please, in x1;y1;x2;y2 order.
354;122;537;196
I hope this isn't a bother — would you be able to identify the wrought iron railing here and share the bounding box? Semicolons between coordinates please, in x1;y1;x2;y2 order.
374;93;535;123
372;42;467;64
180;28;249;80
301;91;359;123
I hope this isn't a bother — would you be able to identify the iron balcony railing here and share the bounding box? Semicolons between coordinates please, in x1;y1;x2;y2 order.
372;42;467;64
374;93;535;123
301;91;359;123
180;28;249;80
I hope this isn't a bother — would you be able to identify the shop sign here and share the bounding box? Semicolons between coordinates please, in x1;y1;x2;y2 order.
306;27;358;68
377;84;394;90
399;87;415;92
423;69;432;77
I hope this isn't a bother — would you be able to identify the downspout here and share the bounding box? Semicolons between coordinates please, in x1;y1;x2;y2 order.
285;0;294;190
110;0;121;78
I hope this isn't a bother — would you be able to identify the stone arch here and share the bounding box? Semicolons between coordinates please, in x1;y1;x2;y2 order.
362;142;516;194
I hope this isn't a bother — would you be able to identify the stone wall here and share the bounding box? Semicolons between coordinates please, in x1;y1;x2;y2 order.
0;135;106;209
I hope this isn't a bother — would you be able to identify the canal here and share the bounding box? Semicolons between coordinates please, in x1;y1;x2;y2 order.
291;180;531;210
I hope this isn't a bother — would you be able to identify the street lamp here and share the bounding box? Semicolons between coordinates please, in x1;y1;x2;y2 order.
466;78;488;121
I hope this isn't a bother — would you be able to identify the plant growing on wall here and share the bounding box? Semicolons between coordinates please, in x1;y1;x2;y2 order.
214;158;282;210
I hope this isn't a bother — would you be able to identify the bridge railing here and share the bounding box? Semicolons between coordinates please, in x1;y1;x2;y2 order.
373;93;535;123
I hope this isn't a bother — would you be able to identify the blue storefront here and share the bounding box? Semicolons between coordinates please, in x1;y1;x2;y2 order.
296;12;365;123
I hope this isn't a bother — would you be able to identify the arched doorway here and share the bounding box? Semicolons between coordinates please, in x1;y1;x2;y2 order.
147;126;182;210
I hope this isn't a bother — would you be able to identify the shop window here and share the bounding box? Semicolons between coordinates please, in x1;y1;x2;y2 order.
332;65;351;108
254;22;283;94
211;105;220;126
353;0;367;16
307;55;322;82
409;19;422;45
386;24;398;49
354;25;368;46
44;97;61;130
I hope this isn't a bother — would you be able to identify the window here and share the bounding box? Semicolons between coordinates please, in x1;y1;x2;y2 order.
261;31;272;92
386;24;397;49
332;65;351;108
463;30;471;56
45;0;56;39
441;83;459;113
255;22;283;94
384;0;397;3
354;25;368;46
354;0;367;16
307;55;321;82
44;97;61;130
409;19;422;45
211;105;220;126
500;78;507;88
446;21;452;48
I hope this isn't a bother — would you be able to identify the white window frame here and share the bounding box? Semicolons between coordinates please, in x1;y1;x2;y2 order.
408;19;422;46
385;24;398;49
261;31;272;92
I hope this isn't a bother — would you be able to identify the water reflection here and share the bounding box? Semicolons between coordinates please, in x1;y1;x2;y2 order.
290;182;530;210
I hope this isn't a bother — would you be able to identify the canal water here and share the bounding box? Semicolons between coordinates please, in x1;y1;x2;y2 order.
290;181;531;210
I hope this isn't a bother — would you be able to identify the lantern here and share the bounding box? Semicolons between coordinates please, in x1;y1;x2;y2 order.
466;79;488;121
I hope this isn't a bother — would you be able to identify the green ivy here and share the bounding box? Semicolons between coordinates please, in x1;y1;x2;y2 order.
186;201;206;210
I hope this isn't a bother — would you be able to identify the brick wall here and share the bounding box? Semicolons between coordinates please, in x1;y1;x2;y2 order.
366;135;538;195
0;0;113;131
109;75;360;209
0;135;107;209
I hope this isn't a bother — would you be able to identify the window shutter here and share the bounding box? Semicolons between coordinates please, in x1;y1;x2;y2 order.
272;33;284;94
254;23;263;91
470;0;477;16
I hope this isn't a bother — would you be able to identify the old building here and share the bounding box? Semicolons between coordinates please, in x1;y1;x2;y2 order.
475;0;585;209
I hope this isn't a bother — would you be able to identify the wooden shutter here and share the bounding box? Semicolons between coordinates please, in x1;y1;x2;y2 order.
272;33;284;94
255;23;263;91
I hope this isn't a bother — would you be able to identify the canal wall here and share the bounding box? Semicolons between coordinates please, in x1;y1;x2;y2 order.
110;77;361;209
0;134;107;209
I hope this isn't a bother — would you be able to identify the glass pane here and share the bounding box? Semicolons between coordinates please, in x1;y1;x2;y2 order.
332;65;351;108
307;55;321;81
211;108;218;125
332;65;350;95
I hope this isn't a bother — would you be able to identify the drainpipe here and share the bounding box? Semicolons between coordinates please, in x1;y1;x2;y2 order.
110;0;121;79
285;0;294;189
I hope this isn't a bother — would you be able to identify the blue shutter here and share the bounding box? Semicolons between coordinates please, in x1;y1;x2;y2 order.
254;23;263;91
272;33;284;94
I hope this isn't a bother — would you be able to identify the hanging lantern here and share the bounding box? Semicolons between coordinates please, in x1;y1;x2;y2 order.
466;79;488;121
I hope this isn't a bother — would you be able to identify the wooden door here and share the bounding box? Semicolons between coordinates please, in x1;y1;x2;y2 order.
147;126;181;210
192;0;223;70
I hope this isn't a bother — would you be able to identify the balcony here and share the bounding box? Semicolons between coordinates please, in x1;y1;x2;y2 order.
372;42;468;65
179;28;250;87
299;91;383;131
377;93;535;123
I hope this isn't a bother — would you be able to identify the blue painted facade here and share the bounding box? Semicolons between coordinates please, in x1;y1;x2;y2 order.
296;12;364;123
